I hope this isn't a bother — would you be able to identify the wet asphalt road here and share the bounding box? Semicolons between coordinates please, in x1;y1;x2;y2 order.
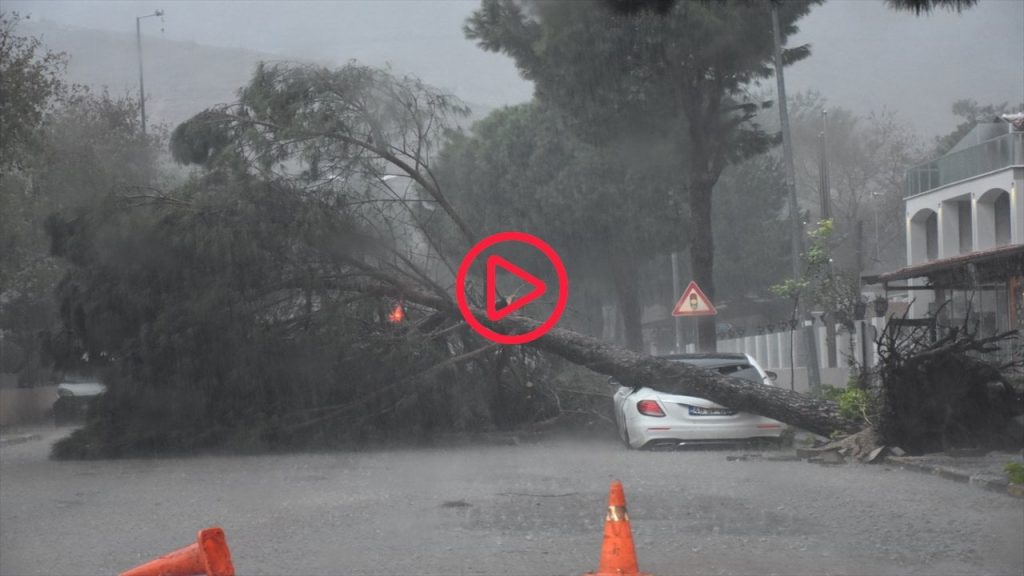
1;428;1022;576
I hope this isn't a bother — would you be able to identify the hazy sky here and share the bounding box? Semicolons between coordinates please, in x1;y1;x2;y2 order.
7;0;1024;137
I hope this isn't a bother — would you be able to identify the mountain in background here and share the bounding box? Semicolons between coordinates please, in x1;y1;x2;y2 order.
16;0;1024;141
21;19;495;132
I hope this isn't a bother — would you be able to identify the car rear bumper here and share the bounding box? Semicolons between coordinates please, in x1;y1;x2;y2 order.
624;414;785;449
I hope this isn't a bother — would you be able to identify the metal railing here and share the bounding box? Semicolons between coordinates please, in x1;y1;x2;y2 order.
905;132;1024;197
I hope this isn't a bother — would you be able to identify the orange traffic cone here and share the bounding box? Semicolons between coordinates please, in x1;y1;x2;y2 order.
585;481;651;576
120;527;235;576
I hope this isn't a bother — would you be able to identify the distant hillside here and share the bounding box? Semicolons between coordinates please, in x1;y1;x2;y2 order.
20;0;1023;141
22;19;493;132
24;20;265;129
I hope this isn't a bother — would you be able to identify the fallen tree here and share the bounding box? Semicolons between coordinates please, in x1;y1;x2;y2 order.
343;269;862;438
161;62;863;440
509;317;863;438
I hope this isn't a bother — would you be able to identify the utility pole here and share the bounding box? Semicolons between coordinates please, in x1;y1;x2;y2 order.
136;10;164;137
772;1;821;393
873;192;881;264
819;109;832;221
772;3;801;282
672;252;683;352
819;109;837;368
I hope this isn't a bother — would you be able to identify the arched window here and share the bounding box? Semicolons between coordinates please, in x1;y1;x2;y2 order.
977;188;1011;248
910;208;938;263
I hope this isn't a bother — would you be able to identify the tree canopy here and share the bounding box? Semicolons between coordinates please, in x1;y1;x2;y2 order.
466;0;820;350
434;102;683;350
0;12;68;172
1;12;159;386
600;0;978;17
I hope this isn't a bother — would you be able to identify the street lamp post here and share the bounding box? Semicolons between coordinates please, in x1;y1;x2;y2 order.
136;10;164;137
872;191;882;264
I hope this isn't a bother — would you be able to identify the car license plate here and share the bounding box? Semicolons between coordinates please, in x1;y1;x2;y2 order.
688;405;736;416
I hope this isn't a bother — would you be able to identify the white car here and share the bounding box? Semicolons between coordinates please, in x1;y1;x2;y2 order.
613;353;785;450
53;381;107;425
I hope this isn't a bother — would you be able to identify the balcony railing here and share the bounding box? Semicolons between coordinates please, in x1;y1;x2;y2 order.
905;132;1024;197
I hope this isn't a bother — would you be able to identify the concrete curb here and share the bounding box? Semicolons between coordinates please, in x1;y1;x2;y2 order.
0;433;43;447
888;456;1018;497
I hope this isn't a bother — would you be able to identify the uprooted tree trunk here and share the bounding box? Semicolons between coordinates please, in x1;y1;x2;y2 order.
345;270;862;439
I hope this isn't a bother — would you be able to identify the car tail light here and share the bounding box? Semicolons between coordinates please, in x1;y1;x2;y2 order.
636;399;665;417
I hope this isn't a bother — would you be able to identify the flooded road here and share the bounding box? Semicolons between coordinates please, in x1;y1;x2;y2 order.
2;429;1022;576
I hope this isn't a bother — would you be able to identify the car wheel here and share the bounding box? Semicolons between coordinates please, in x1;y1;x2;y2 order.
621;424;632;449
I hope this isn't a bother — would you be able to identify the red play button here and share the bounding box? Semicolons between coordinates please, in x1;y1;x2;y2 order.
455;231;569;345
486;254;546;321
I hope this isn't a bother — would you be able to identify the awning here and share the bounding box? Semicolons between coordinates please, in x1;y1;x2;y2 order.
862;244;1024;288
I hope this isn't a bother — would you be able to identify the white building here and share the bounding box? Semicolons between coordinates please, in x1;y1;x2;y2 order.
864;116;1024;337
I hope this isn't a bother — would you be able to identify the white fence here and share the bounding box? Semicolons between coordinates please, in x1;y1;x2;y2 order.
685;318;888;390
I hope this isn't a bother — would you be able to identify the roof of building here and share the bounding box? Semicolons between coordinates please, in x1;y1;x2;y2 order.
862;244;1024;287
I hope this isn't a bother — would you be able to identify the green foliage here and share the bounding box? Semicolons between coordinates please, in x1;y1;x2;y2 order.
770;278;809;301
51;62;565;457
49;172;505;457
769;218;836;302
170;61;476;244
1005;462;1024;485
820;384;877;426
433;102;683;349
169;109;232;165
805;218;834;267
0;12;68;172
171;62;468;174
466;0;818;151
600;0;978;17
435;99;790;348
770;218;861;326
1;15;154;385
0;13;71;366
463;1;816;347
837;388;874;424
884;0;978;16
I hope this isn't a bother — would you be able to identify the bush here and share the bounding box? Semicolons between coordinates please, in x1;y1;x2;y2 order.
51;329;565;459
820;384;877;425
1005;462;1024;485
48;178;565;459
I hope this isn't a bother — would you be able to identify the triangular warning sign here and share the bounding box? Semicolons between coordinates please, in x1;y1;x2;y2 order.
486;255;547;321
672;281;717;317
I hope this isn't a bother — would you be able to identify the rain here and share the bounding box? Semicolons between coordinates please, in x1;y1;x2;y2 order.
1;1;1022;575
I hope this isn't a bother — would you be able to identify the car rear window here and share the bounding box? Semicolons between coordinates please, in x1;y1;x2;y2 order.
713;364;762;383
670;358;764;384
